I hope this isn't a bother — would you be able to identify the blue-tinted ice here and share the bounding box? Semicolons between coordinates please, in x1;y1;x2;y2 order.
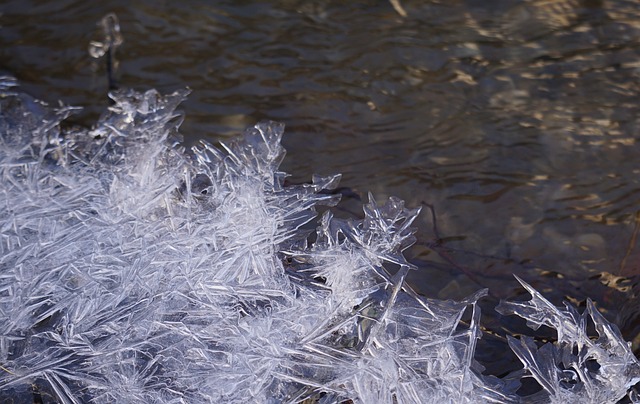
0;77;639;402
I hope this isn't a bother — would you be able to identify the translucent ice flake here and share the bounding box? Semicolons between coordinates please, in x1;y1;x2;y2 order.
312;194;421;270
0;80;79;164
497;275;640;403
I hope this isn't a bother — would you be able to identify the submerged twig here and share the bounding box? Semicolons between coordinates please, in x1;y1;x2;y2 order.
620;210;640;276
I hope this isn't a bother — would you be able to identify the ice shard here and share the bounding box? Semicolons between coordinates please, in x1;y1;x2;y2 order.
497;276;640;403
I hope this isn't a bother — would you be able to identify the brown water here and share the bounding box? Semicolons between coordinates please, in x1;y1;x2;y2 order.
2;0;640;374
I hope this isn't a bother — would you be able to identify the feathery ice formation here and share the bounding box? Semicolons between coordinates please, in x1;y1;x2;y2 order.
0;77;639;403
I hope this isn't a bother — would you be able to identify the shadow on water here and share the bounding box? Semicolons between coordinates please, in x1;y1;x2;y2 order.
2;0;640;374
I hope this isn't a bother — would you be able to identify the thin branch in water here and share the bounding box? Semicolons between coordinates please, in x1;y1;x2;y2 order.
620;210;640;276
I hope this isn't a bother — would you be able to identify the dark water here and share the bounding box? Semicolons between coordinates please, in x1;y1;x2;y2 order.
2;0;640;373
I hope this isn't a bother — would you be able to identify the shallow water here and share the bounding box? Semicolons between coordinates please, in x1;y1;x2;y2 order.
2;0;640;373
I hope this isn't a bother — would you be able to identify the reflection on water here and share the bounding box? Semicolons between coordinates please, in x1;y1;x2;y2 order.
2;0;640;366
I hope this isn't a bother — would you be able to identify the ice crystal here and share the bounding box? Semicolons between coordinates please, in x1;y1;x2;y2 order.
0;81;638;403
497;276;640;403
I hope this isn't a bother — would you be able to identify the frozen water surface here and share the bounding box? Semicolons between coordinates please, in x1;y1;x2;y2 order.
1;76;640;402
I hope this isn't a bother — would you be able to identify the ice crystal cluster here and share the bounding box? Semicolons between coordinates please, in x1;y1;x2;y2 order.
1;77;639;403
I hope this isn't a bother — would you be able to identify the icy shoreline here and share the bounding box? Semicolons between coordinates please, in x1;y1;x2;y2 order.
0;79;639;403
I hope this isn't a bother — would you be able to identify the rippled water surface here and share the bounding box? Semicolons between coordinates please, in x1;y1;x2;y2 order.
2;0;640;373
